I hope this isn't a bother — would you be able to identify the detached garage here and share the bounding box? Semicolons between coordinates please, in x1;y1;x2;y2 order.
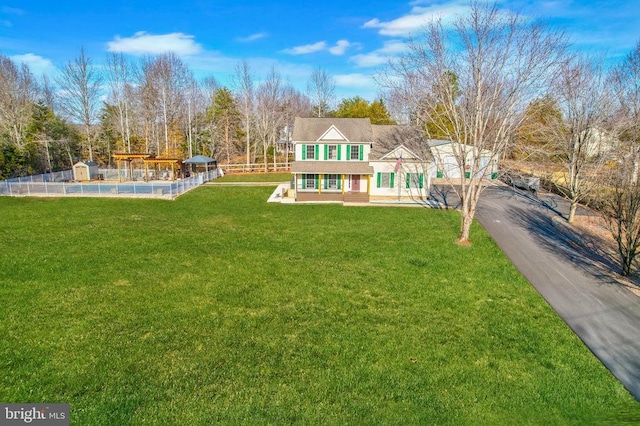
428;139;496;180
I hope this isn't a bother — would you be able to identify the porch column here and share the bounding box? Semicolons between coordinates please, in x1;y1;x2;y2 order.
341;174;345;194
318;174;322;194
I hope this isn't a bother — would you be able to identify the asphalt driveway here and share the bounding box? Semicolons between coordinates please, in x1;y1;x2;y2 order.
441;184;640;401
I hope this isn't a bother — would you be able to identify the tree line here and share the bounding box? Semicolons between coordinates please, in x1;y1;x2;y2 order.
0;52;394;178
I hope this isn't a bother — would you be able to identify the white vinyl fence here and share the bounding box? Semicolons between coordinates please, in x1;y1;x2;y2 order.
0;169;220;200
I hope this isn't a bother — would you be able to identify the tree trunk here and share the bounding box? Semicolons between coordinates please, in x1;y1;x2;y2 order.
568;200;578;223
622;253;632;276
457;197;474;244
458;211;473;244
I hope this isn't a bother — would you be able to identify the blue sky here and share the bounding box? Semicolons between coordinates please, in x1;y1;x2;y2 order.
1;1;640;101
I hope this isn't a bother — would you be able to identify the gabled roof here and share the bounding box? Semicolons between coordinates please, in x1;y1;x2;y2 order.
378;144;423;162
318;125;349;142
74;160;98;166
292;117;372;142
370;125;433;162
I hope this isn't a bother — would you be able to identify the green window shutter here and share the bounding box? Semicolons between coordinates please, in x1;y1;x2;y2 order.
359;145;364;161
324;145;328;161
302;175;306;187
376;173;381;188
302;144;306;160
390;173;395;188
346;145;351;160
315;175;319;189
324;175;328;189
337;145;341;160
315;145;319;160
337;175;341;189
419;173;424;189
406;173;411;189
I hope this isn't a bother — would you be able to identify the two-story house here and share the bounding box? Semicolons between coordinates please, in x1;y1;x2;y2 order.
290;117;433;203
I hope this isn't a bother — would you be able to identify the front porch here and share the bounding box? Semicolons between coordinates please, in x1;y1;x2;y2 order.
292;173;371;204
290;160;374;204
295;190;370;203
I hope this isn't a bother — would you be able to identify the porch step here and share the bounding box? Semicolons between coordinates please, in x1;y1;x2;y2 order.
343;192;370;203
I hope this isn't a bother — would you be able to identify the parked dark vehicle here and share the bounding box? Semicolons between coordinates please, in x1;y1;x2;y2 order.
502;172;540;194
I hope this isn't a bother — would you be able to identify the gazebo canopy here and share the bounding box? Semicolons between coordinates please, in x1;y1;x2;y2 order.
184;155;216;164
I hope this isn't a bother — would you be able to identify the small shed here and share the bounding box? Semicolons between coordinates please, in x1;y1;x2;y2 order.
73;161;99;181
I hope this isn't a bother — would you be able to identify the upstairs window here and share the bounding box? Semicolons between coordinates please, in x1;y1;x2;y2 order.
350;145;360;160
328;145;337;160
306;145;316;160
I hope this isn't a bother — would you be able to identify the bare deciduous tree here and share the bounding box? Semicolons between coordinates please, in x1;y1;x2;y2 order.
611;41;640;182
184;76;205;158
280;85;311;166
39;74;56;112
551;55;614;223
233;61;255;166
106;52;136;153
0;54;38;149
55;47;102;161
255;68;285;171
379;2;566;243
592;41;640;276
307;67;335;118
598;163;640;276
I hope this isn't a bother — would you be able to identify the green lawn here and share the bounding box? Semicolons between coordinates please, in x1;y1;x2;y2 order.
0;186;637;424
216;172;291;182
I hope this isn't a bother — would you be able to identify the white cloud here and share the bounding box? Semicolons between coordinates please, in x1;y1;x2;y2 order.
334;73;375;88
10;53;56;76
329;40;351;55
1;6;24;15
350;40;407;67
283;40;353;56
107;32;203;56
363;2;469;36
237;32;267;43
281;41;327;55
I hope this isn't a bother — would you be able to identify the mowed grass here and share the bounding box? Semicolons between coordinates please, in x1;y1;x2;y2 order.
216;172;291;182
0;186;638;424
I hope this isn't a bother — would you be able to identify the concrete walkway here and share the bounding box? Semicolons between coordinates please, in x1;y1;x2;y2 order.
473;185;640;401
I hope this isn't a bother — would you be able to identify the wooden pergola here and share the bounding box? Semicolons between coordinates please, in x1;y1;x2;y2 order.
113;153;150;182
143;157;183;181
